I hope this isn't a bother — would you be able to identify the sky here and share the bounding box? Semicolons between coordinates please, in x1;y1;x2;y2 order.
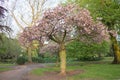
4;0;66;38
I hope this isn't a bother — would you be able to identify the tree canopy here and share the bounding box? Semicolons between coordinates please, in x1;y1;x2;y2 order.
69;0;120;64
70;0;120;30
19;4;109;74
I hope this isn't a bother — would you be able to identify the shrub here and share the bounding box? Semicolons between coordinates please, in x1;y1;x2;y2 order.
66;41;110;61
43;53;58;63
32;57;44;63
77;55;102;61
16;56;27;65
43;57;57;63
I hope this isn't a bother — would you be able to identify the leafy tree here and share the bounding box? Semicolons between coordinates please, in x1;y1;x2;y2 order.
19;27;42;63
0;33;22;62
12;0;47;63
69;0;120;63
0;0;12;59
19;4;108;75
66;41;110;61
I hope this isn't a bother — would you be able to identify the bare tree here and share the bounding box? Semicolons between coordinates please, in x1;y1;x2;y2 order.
8;0;47;62
8;0;47;30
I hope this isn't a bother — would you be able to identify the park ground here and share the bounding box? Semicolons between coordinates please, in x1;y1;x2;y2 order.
0;57;120;80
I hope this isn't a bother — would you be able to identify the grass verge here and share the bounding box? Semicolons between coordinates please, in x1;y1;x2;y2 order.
0;68;12;72
0;63;15;72
31;57;120;80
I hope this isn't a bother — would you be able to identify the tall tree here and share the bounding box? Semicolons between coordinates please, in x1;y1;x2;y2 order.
19;27;42;63
9;0;47;30
19;4;108;75
0;33;22;62
70;0;120;63
10;0;47;62
0;0;11;40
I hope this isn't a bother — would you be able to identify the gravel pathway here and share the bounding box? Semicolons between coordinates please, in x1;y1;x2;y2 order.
0;64;45;80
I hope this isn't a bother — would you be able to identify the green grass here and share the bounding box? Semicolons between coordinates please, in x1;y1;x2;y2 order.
0;63;15;72
31;67;60;75
0;68;12;72
68;64;120;80
0;63;15;66
31;57;120;80
31;64;120;80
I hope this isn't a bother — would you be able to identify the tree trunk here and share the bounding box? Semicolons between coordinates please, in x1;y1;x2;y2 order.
59;43;66;75
110;35;120;64
112;42;120;64
28;47;32;63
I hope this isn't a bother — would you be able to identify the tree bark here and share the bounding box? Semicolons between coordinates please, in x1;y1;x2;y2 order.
112;43;120;64
59;43;66;75
28;47;32;63
110;35;120;64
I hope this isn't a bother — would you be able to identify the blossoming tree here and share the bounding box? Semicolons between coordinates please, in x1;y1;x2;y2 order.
19;4;108;75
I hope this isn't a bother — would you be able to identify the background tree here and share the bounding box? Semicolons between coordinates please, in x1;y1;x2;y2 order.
8;0;47;30
0;6;6;18
69;0;120;63
19;27;43;63
66;40;110;61
10;0;47;62
0;33;22;63
20;4;108;75
0;0;11;37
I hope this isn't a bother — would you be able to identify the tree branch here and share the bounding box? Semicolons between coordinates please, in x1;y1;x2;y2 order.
62;30;66;42
49;35;60;43
19;14;29;26
11;12;24;30
28;0;35;26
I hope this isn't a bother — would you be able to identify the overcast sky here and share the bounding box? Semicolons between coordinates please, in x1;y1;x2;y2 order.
5;0;66;37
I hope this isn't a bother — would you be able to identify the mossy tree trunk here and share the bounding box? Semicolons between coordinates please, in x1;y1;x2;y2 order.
28;47;32;63
59;43;66;75
110;34;120;64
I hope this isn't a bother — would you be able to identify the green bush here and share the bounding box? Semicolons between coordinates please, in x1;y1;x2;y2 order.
66;41;110;61
44;57;57;63
77;55;102;61
16;56;27;65
31;53;57;63
0;34;23;63
42;53;58;63
32;57;44;63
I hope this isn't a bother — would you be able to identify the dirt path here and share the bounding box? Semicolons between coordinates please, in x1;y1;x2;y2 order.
0;64;84;80
0;64;45;80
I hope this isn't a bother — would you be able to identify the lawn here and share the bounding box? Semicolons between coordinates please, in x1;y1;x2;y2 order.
0;68;12;72
0;63;15;66
0;63;15;72
68;64;120;80
31;57;120;80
